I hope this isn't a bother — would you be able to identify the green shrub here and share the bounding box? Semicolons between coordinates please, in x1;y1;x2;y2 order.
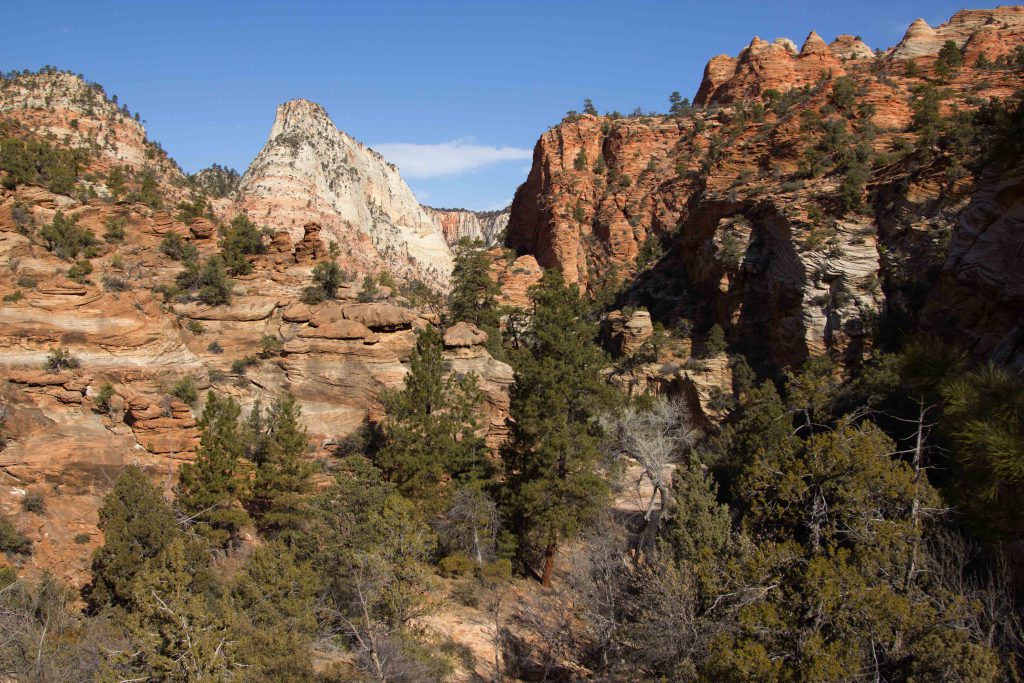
175;256;232;306
101;274;129;292
356;274;379;302
44;347;79;373
207;340;224;354
160;232;198;262
95;382;115;414
230;355;259;375
186;320;205;334
299;285;325;305
219;214;265;275
67;259;93;283
450;578;481;608
0;514;31;554
15;276;36;289
126;169;162;209
702;324;727;358
40;211;97;260
21;491;45;514
168;377;198;405
312;261;342;299
103;216;126;242
438;552;476;577
73;532;91;544
2;290;23;303
0;135;87;195
260;335;283;357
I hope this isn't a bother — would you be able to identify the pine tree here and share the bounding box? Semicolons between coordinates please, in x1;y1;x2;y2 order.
176;392;252;548
229;541;318;681
86;465;179;612
101;537;240;681
248;393;316;541
447;241;501;330
502;269;617;584
375;325;488;510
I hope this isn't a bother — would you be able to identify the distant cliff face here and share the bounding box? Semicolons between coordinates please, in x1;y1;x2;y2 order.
237;99;453;288
423;206;509;246
506;7;1024;372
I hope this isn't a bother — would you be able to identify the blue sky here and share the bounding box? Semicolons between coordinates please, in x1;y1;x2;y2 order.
1;0;997;210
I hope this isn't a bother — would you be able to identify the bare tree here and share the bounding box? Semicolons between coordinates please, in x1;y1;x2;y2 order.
436;487;500;569
601;397;697;529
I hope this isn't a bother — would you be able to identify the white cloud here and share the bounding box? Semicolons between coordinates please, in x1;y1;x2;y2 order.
373;138;532;179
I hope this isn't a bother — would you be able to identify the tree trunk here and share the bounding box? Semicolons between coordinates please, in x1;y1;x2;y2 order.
541;541;557;586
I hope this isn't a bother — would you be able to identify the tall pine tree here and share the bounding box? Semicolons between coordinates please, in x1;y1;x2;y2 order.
247;393;316;542
375;325;489;511
176;392;252;547
86;465;179;612
502;269;617;584
446;240;505;358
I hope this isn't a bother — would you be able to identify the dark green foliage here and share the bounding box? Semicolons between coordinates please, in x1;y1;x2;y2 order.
303;456;435;632
21;491;45;514
910;84;944;148
635;232;664;272
502;269;617;584
702;323;726;358
830;75;857;110
357;273;379;302
86;465;179;611
176;392;251;548
218;214;265;275
66;258;93;283
159;232;198;263
574;147;588;171
935;39;965;80
311;260;342;299
375;326;488;510
299;285;326;305
940;364;1024;541
259;334;282;357
105;166;127;200
173;191;211;224
838;159;871;212
669;91;691;115
0;134;86;194
94;382;115;414
247;393;316;541
44;346;79;372
39;211;96;260
102;216;126;242
230;355;259;375
446;240;504;355
229;542;317;680
582;98;598;116
191;163;240;198
106;537;237;680
972;90;1024;173
126;169;161;209
175;255;232;305
168;376;197;405
0;512;31;554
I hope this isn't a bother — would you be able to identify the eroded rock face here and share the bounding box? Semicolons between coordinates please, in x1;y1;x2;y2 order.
694;32;846;106
891;7;1024;61
505;7;1024;373
236;99;453;288
424;206;510;246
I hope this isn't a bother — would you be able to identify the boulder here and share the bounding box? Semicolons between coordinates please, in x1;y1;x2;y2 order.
340;302;417;331
443;321;488;348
